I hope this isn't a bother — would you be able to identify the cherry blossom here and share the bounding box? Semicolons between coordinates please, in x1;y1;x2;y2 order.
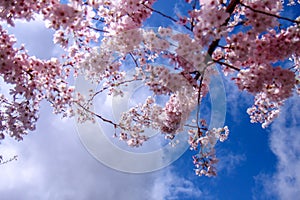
246;93;282;128
0;0;299;175
234;63;296;102
189;122;230;176
241;0;282;33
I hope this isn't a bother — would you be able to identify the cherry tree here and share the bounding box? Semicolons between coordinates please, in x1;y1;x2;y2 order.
0;0;299;176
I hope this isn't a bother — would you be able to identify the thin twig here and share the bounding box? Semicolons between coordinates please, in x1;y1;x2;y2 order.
0;155;18;165
184;124;198;128
129;52;139;68
213;59;240;71
87;26;109;33
76;102;122;128
196;73;204;135
190;0;197;31
88;78;143;103
92;17;106;23
142;3;192;31
240;2;300;24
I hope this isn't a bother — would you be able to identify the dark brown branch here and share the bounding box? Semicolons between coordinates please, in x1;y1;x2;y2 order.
92;17;106;23
207;0;240;56
76;102;122;128
213;59;240;71
190;0;197;31
129;52;139;68
226;0;240;14
208;39;221;57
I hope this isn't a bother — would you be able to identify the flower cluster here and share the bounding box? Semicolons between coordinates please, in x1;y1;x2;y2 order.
247;93;282;128
43;3;83;30
96;0;157;34
102;28;144;55
171;33;207;71
225;31;256;67
241;0;282;33
143;29;171;51
80;47;122;82
226;25;300;67
47;1;100;70
253;25;300;64
0;0;50;25
234;63;296;102
1;0;300;177
190;0;229;46
0;25;76;140
188;123;229;176
145;66;173;95
119;132;148;147
116;51;203;141
91;25;215;151
118;97;161;146
160;94;184;135
290;55;300;94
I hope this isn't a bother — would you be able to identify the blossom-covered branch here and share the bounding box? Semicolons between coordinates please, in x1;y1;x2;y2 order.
0;0;299;176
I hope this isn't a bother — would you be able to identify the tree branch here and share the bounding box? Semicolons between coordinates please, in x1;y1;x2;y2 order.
88;78;143;103
0;155;18;165
190;0;197;31
92;17;106;23
207;0;240;56
240;2;300;24
196;73;205;135
213;59;240;71
142;3;192;31
87;25;108;33
129;52;139;68
76;102;123;129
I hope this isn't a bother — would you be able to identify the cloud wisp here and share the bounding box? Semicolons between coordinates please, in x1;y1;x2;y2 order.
254;95;300;199
151;166;203;200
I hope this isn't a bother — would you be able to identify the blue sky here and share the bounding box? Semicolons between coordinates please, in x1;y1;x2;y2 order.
0;1;300;200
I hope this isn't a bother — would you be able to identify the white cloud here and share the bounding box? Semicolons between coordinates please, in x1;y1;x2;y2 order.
2;14;63;59
217;151;246;175
151;166;203;200
0;103;160;200
253;95;300;199
0;17;162;200
0;102;208;200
